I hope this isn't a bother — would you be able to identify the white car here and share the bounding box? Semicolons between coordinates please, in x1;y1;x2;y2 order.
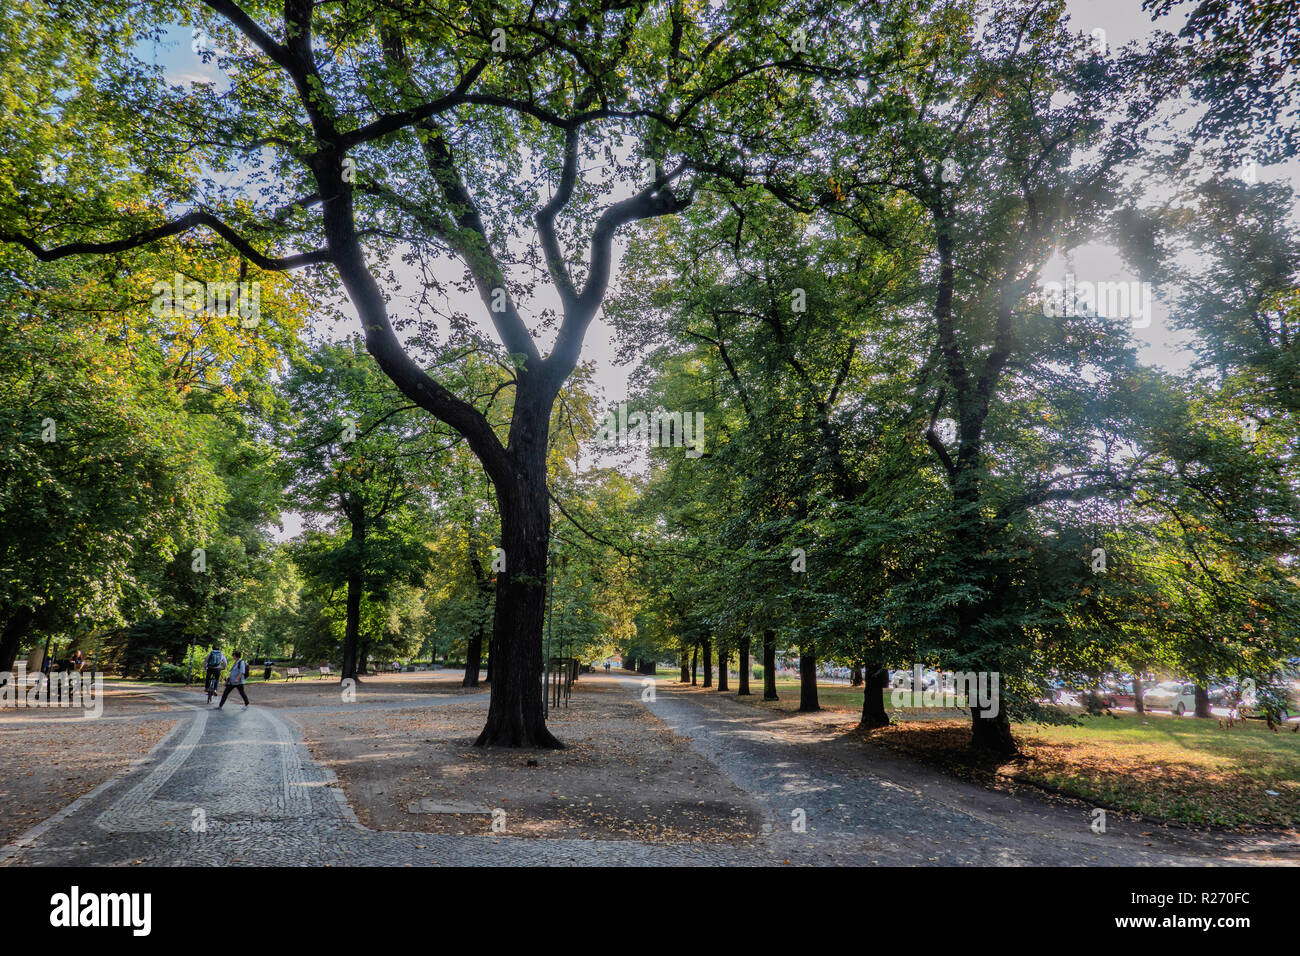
889;668;940;690
1143;681;1196;714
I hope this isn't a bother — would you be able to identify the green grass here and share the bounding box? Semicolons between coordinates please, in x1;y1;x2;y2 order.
1015;710;1300;825
869;709;1300;827
654;674;965;713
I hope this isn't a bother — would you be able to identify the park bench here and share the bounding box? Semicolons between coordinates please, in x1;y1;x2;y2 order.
285;667;301;681
319;665;332;679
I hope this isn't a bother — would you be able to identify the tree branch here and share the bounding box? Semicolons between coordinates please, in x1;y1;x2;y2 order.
546;172;694;386
2;211;330;271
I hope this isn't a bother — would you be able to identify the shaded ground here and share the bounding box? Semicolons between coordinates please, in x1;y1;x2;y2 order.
4;671;1296;866
646;678;1300;862
860;714;1300;828
0;682;178;845
666;676;1300;830
295;675;761;843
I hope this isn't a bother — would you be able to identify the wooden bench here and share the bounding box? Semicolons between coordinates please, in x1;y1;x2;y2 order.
319;665;332;679
285;667;301;681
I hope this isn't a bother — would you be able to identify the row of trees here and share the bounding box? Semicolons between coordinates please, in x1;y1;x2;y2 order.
594;2;1300;751
0;282;618;683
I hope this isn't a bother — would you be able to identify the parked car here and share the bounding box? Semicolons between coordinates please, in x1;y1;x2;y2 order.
1099;681;1138;709
1208;684;1237;707
1169;684;1198;715
888;668;940;690
1238;681;1298;721
1142;681;1195;713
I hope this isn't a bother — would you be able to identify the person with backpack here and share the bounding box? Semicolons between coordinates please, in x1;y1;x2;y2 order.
204;646;227;702
218;651;250;710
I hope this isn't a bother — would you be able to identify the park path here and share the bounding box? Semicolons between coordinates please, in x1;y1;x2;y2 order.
2;677;1295;866
0;687;733;866
621;675;1300;866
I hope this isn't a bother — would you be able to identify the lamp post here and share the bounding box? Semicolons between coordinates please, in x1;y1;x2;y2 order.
41;633;53;700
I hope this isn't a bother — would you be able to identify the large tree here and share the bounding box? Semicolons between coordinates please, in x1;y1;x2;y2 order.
2;0;829;745
280;338;447;680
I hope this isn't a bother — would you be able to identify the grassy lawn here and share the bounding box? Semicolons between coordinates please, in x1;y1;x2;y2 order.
865;711;1300;828
667;676;962;713
653;671;963;711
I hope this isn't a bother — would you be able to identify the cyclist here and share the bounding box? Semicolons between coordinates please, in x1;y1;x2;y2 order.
204;646;227;704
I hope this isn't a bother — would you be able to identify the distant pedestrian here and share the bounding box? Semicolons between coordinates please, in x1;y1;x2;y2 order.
219;651;249;710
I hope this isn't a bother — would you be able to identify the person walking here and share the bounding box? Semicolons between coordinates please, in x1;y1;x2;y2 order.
218;651;249;710
204;645;227;703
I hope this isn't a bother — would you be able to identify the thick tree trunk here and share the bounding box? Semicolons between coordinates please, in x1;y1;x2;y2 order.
484;632;494;684
463;556;489;687
860;666;890;729
473;439;560;748
679;648;689;683
1194;683;1211;718
962;584;1016;753
702;638;713;688
341;571;362;682
1132;673;1144;714
798;646;820;712
955;524;1016;754
340;505;366;682
850;666;863;687
691;645;698;685
762;629;778;701
737;634;751;696
717;647;729;692
463;628;483;687
319;150;560;748
970;708;1017;754
0;607;34;674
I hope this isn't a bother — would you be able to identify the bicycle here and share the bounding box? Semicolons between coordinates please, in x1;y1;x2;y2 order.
205;667;221;704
